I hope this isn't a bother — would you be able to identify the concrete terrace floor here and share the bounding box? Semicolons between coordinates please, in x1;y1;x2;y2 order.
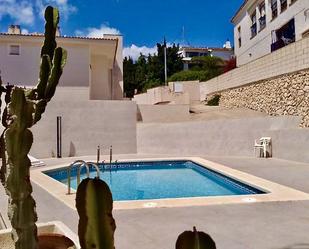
1;155;309;248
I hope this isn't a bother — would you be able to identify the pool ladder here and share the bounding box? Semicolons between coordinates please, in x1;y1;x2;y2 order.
67;160;100;195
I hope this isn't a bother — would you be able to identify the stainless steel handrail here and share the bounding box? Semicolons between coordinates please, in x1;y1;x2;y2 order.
67;160;86;195
77;163;90;186
67;160;102;194
115;160;118;171
86;162;100;179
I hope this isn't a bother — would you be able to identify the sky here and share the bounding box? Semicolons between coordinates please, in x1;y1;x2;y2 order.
0;0;244;60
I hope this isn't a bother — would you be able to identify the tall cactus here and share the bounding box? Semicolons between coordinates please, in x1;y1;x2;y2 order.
3;6;67;249
76;178;116;249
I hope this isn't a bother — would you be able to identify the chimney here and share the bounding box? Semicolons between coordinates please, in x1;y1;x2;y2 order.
8;25;21;35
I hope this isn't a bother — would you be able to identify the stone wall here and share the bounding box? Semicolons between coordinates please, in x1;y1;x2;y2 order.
217;69;309;127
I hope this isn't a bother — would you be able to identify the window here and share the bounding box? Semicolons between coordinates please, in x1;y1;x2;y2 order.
250;11;257;38
271;0;278;20
280;0;287;12
259;2;266;31
271;18;295;52
9;45;20;55
238;26;242;47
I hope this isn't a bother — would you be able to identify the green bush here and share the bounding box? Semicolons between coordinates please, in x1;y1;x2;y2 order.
168;70;212;82
206;94;221;106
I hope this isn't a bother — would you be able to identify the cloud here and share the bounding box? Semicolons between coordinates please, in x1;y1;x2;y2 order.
0;0;76;26
21;28;29;34
123;44;159;61
76;24;121;38
34;0;77;21
0;0;34;25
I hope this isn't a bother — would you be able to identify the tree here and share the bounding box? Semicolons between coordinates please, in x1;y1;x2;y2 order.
169;55;226;82
123;41;183;97
123;57;136;97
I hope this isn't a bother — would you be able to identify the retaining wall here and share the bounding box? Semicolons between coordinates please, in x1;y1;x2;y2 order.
218;69;309;127
30;100;137;158
137;104;190;123
137;116;309;163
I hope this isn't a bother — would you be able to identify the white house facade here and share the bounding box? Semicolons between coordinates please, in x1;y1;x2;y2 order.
0;27;123;100
232;0;309;66
179;43;234;70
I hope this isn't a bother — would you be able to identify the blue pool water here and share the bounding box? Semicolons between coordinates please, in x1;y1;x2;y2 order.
45;161;265;201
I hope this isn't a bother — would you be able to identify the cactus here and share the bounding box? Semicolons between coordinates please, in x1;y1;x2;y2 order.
0;76;13;184
176;227;216;249
2;6;67;249
75;178;217;249
76;178;116;249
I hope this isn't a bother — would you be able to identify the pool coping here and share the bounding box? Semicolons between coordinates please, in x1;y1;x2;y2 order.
30;157;309;210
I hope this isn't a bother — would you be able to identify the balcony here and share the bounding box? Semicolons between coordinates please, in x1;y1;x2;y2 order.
259;16;266;31
271;40;285;52
251;23;257;38
271;18;295;52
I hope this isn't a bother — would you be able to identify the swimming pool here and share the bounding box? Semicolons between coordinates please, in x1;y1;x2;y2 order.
44;160;265;201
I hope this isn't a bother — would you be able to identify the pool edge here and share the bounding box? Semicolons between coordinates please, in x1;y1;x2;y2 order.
30;157;309;210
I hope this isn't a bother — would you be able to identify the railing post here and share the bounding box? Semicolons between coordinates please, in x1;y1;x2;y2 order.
97;145;100;163
57;116;62;158
67;166;71;195
109;145;112;164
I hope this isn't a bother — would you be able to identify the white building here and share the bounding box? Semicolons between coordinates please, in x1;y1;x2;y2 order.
0;25;123;100
232;0;309;66
179;42;234;70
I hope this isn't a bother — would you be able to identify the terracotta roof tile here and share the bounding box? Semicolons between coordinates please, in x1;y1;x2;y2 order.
0;32;118;41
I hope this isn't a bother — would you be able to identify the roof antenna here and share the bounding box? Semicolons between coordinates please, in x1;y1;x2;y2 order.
181;26;190;47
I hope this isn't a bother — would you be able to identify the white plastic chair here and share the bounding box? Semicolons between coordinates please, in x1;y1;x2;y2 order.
254;137;271;158
254;140;265;158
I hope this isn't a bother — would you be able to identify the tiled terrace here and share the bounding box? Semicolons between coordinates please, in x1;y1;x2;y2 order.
1;154;309;249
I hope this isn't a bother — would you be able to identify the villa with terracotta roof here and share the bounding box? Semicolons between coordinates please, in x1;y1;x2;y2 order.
0;25;123;100
232;0;309;66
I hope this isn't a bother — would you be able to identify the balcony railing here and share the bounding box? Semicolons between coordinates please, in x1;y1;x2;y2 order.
251;23;257;38
271;40;285;52
259;16;266;31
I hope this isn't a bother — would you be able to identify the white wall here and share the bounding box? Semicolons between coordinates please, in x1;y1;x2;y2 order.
234;0;309;66
169;81;201;104
137;105;190;123
105;35;124;100
0;37;90;87
57;42;90;87
90;54;111;100
137;116;309;163
133;86;190;105
0;40;40;85
0;35;124;100
133;81;200;105
30;99;137;158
